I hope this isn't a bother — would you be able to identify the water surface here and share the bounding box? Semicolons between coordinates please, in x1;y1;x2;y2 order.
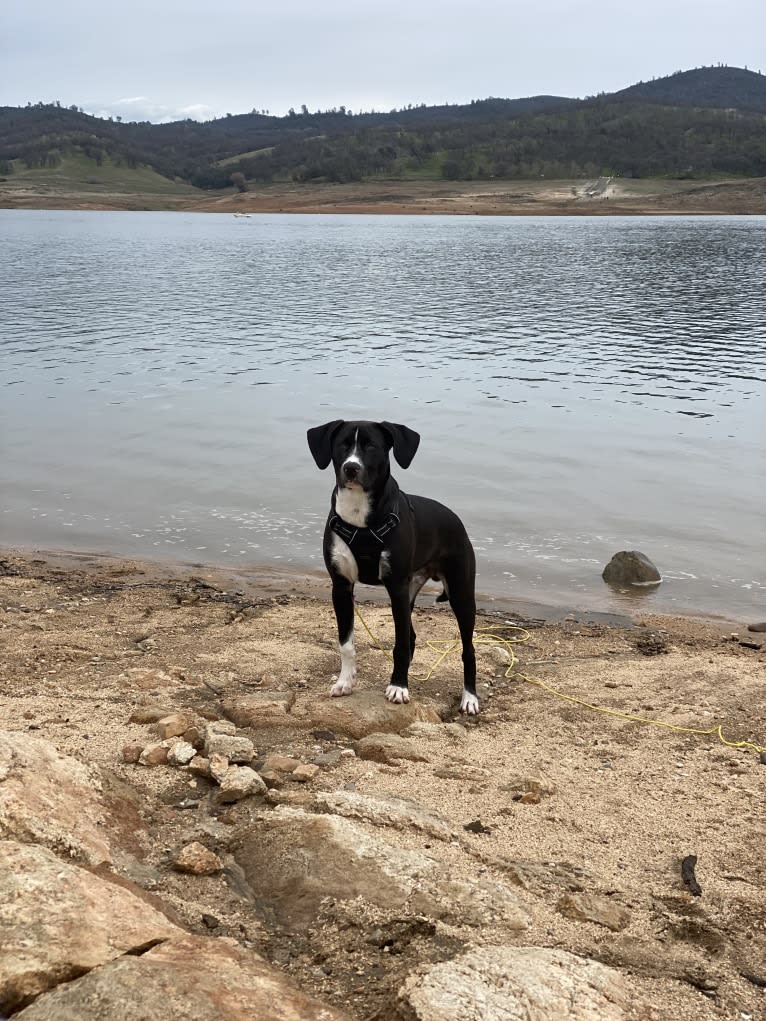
2;210;764;618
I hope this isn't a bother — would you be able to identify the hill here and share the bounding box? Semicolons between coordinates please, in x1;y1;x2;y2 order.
1;66;765;191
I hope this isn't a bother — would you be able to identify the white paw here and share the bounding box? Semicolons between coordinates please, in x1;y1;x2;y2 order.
385;684;410;705
460;690;480;715
330;676;355;697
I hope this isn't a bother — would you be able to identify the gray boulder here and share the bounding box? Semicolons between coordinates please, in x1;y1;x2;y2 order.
602;551;661;587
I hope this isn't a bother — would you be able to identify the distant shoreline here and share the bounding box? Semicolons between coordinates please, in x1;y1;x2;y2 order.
2;176;766;216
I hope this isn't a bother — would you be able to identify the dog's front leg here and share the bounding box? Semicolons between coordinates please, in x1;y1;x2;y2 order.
385;581;411;705
330;579;356;697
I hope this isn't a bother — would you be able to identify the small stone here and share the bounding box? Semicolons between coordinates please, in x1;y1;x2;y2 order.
312;750;343;767
262;753;303;773
519;791;541;805
209;753;230;784
487;645;512;667
339;748;356;758
201;912;220;929
138;742;169;766
156;713;196;740
128;705;173;724
189;755;212;777
557;891;631;931
291;763;320;783
183;726;204;749
206;720;237;736
217;765;267;803
172;841;224;875
259;769;284;789
167;740;196;766
355;733;429;764
121;741;144;764
759;752;766;766
747;622;766;633
204;731;256;763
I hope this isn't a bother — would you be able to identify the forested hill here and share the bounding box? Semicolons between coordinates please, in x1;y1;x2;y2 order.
2;65;765;188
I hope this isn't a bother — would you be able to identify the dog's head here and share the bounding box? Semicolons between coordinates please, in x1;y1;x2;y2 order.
307;420;420;492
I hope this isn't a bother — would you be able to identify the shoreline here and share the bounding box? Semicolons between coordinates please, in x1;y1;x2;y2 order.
2;545;750;632
2;176;766;216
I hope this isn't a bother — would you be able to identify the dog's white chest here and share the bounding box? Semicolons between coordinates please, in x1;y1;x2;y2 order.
335;487;371;527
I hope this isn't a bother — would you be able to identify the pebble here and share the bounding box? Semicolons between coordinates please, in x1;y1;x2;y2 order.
216;765;267;803
262;753;303;773
209;753;230;784
747;622;766;633
121;741;145;764
138;741;169;766
172;841;224;875
188;755;211;777
291;763;320;783
167;740;197;766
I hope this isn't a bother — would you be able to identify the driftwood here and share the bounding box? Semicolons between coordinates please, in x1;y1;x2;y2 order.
681;854;702;896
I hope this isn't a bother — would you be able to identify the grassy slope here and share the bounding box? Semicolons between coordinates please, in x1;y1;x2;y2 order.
0;153;202;196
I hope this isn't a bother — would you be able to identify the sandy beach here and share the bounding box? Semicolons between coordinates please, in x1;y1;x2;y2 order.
1;547;764;1018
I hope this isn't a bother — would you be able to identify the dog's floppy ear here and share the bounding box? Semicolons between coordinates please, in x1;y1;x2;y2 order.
380;422;420;469
307;420;344;470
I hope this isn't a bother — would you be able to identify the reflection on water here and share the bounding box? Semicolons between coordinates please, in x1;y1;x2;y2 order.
1;210;764;617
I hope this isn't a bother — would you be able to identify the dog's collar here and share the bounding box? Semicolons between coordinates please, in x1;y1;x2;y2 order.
330;498;400;549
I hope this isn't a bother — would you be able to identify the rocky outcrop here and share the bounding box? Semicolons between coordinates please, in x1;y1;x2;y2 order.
290;690;443;738
233;806;529;931
0;731;111;865
0;840;181;1015
13;934;351;1020
392;945;642;1021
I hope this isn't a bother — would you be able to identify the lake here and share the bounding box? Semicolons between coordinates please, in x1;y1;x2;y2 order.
1;209;764;618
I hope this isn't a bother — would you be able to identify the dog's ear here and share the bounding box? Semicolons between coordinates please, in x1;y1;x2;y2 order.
307;420;344;470
380;422;420;469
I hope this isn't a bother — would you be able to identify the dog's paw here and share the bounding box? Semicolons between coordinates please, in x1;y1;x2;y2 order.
385;684;410;705
460;690;480;715
330;677;355;698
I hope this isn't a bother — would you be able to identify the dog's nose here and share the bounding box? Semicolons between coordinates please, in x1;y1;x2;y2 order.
343;462;360;479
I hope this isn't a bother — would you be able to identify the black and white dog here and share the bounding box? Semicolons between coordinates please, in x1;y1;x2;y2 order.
307;420;479;714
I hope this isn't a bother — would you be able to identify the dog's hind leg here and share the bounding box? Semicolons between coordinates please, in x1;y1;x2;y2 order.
330;579;356;697
447;584;478;715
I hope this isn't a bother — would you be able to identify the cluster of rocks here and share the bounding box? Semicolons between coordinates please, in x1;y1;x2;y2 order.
122;711;325;804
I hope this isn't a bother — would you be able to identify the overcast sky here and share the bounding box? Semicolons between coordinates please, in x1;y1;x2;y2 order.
3;0;764;123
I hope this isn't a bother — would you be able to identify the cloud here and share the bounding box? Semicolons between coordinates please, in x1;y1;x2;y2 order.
86;96;223;124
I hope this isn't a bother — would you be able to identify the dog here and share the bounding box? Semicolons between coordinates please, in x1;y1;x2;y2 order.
307;419;479;714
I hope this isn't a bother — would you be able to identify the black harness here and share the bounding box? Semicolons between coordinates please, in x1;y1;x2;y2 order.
329;501;400;554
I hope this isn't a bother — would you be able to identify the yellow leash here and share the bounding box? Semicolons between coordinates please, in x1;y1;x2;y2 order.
354;606;766;755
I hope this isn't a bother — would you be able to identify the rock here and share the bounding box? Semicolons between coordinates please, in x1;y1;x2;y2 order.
433;763;491;783
121;741;144;764
188;755;211;777
291;763;320;783
262;753;302;773
138;742;169;767
155;713;197;740
602;551;661;587
0;731;111;865
355;732;430;764
234;808;527;931
216;766;267;803
392;945;640;1021
172;841;224;875
500;771;557;797
747;622;766;632
486;645;512;667
557;891;631;931
259;769;284;789
128;705;174;724
405;721;466;742
221;692;296;728
208;753;229;784
116;668;181;690
182;726;204;750
203;732;255;763
0;839;181;1015
519;792;541;805
12;934;351;1021
291;691;443;740
167;741;196;766
313;790;458;842
206;720;236;737
312;750;343;767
